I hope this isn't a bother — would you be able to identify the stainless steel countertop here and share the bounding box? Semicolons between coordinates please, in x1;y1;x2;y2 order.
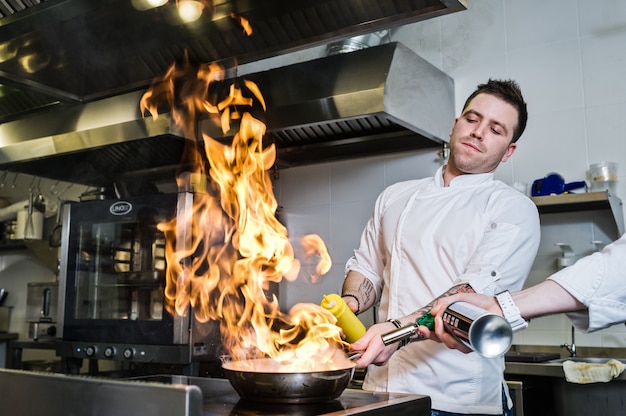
506;360;626;380
0;369;431;416
0;332;18;342
505;346;626;381
506;361;570;378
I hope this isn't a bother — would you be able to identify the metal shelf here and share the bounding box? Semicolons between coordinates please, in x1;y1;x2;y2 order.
531;191;624;237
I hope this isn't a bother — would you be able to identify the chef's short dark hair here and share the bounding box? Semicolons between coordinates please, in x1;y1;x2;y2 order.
462;79;528;143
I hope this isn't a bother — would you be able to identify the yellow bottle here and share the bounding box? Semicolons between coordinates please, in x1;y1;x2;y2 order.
321;293;367;343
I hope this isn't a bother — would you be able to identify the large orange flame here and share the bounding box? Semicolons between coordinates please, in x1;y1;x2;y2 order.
140;54;345;369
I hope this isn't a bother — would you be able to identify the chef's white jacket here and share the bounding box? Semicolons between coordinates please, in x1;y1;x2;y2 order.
346;166;540;414
549;232;626;332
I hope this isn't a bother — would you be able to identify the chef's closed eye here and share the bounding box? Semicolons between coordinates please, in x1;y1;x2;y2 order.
490;124;505;136
464;114;479;123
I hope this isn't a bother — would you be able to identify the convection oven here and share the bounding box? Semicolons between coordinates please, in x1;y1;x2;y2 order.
55;192;222;375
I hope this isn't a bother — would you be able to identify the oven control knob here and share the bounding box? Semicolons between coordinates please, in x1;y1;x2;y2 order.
104;346;116;358
84;345;97;357
123;347;135;359
47;326;57;337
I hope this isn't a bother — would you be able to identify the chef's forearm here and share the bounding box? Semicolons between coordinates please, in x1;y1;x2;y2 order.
390;283;476;326
511;280;585;320
342;271;376;315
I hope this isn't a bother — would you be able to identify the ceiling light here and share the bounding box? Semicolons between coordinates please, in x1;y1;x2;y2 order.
131;0;168;10
178;0;204;22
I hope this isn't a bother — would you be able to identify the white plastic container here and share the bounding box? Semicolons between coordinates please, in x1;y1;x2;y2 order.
15;207;44;240
589;161;618;193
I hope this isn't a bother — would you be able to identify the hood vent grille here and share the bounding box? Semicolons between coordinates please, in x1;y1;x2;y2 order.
0;42;453;189
207;42;455;167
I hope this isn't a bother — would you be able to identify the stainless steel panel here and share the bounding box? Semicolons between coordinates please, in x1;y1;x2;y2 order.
0;370;432;416
0;369;204;416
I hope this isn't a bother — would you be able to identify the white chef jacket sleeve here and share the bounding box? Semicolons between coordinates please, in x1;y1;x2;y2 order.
548;234;626;332
344;185;395;298
458;190;540;295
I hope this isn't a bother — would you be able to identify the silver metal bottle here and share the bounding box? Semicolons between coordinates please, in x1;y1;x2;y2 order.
442;301;513;358
381;301;513;358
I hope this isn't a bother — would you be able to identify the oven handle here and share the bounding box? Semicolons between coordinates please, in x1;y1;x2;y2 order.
42;288;51;317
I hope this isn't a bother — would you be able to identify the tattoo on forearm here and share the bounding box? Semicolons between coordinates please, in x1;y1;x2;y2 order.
359;279;375;307
454;283;475;294
420;283;475;314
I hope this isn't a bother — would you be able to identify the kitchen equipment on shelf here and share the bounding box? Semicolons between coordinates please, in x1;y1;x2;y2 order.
24;190;35;238
555;243;578;270
25;282;59;341
15;192;44;240
531;173;586;197
588;161;618;193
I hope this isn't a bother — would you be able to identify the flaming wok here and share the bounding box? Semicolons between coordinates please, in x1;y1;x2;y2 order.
222;357;356;403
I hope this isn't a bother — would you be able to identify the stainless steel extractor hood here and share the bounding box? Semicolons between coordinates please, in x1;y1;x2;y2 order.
0;0;466;191
0;0;466;123
0;41;454;190
0;94;190;193
205;41;455;167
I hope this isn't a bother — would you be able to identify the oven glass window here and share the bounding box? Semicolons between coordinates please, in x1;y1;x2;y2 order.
74;220;166;321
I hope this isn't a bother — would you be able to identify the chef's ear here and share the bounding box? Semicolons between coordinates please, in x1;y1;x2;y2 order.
449;118;459;137
500;142;517;163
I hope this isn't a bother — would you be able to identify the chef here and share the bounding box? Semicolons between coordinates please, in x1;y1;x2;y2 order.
341;79;541;416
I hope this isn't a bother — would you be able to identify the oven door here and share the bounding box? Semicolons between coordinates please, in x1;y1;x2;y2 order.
58;193;186;345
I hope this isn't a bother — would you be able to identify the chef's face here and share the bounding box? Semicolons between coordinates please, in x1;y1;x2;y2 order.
447;93;518;177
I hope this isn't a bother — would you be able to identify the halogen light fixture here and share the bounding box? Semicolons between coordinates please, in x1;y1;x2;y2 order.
177;1;204;22
136;0;205;23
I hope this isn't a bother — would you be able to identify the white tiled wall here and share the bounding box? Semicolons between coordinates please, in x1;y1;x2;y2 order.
277;151;442;328
276;0;626;348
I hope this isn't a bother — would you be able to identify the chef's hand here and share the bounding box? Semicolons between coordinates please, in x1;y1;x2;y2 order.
432;292;502;316
416;312;472;354
342;295;359;314
422;293;502;354
349;322;401;369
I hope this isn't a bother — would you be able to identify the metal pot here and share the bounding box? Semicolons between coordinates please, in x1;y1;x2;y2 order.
222;357;355;403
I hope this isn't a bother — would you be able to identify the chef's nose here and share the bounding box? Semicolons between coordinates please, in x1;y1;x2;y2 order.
471;123;486;139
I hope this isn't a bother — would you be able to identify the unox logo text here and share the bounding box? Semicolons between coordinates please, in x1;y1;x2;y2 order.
110;201;133;216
